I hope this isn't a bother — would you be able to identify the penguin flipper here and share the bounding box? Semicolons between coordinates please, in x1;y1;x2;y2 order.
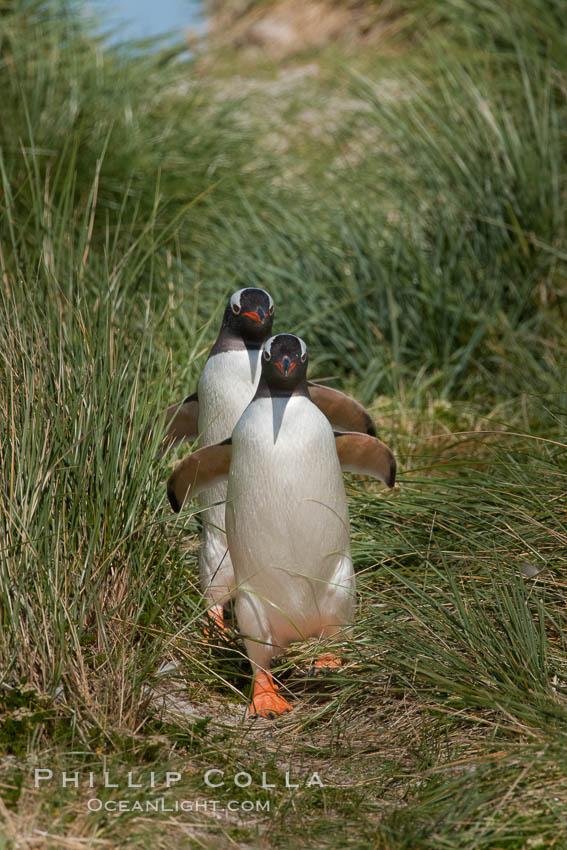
334;432;396;488
167;439;232;512
308;382;376;437
160;392;199;450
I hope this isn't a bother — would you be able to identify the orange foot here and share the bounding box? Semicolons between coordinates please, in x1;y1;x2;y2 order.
249;671;292;720
308;653;342;677
203;605;226;639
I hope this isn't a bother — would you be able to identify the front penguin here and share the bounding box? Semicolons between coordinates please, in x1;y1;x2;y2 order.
168;333;396;719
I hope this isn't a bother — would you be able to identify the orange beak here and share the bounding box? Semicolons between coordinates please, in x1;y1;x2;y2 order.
242;309;265;324
275;359;297;376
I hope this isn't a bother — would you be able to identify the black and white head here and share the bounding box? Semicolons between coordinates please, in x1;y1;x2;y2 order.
222;287;274;345
262;334;308;392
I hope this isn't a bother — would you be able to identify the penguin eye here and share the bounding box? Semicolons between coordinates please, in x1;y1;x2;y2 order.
268;304;274;316
263;350;271;361
301;352;307;362
232;303;241;314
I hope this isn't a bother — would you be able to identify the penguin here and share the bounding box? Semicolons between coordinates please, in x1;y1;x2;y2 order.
160;291;380;634
167;334;396;719
165;287;275;633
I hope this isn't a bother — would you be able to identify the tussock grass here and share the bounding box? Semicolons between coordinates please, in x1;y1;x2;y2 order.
0;0;566;847
185;47;566;407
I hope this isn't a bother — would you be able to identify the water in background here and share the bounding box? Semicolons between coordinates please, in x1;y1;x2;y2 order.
89;0;207;48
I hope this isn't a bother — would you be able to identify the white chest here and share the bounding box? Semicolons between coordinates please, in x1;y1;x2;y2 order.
232;394;338;470
197;349;261;444
227;395;349;562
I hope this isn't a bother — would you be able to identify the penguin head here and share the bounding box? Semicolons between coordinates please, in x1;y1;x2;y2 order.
224;288;274;343
262;334;308;391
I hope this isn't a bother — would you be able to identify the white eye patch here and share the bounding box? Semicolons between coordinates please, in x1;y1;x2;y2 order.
263;336;276;358
230;289;245;312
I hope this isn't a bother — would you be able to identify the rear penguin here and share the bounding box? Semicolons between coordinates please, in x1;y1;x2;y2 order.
166;288;274;631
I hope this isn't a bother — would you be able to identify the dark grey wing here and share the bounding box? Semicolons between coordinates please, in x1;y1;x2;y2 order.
308;382;376;436
334;432;396;488
167;439;232;512
159;391;199;451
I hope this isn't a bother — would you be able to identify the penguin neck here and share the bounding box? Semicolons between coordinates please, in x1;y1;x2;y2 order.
209;326;265;357
253;375;310;401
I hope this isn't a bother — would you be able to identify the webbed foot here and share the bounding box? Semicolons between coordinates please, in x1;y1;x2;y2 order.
249;671;292;719
308;653;342;677
203;605;226;639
